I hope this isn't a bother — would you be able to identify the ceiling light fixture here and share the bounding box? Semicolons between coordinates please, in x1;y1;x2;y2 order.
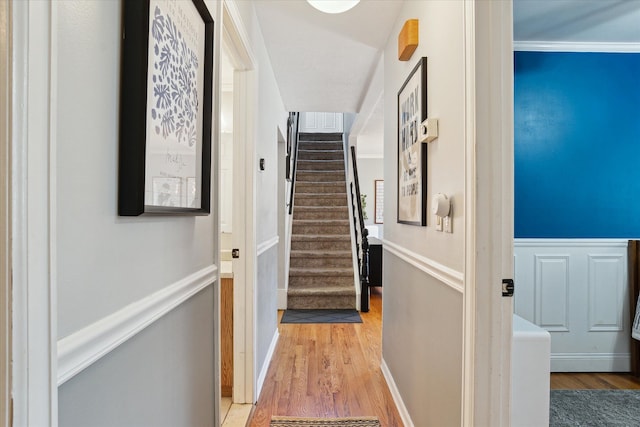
307;0;360;14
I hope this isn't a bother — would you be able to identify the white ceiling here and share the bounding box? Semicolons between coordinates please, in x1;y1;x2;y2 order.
514;0;640;43
253;0;640;156
254;0;403;113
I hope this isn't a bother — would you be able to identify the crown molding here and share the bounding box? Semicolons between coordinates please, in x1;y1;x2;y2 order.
514;41;640;53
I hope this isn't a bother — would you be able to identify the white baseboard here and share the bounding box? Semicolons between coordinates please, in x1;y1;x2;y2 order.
381;358;414;427
256;329;279;401
551;353;630;372
277;288;288;310
57;264;218;386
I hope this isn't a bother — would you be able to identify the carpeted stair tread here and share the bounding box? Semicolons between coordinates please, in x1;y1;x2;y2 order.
289;267;354;276
292;219;349;225
288;131;355;310
296;181;345;187
287;286;355;296
291;234;351;241
295;193;346;198
294;205;348;210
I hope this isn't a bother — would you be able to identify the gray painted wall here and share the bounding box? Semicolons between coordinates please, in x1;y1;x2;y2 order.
256;246;278;381
55;1;220;424
381;1;467;425
382;259;463;426
59;287;215;427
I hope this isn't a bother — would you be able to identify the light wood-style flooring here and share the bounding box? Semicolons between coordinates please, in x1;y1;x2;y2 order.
551;372;640;390
247;287;403;426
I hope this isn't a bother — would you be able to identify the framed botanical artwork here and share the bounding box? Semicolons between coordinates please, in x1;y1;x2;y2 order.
397;56;427;226
375;179;384;224
118;0;214;215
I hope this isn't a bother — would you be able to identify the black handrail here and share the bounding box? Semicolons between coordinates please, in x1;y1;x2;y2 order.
287;112;300;215
350;146;370;312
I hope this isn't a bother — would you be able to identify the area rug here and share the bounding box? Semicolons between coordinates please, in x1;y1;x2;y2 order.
280;309;362;324
270;416;380;427
550;389;640;426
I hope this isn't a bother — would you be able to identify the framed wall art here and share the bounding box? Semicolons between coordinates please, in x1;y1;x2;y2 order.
397;56;427;226
118;0;214;215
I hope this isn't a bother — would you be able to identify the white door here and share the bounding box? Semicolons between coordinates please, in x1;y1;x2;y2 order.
299;112;343;133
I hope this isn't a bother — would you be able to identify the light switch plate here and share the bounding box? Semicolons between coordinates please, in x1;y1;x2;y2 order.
435;215;443;232
444;215;452;233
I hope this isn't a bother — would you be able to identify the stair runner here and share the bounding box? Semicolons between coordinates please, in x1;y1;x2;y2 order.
288;132;356;310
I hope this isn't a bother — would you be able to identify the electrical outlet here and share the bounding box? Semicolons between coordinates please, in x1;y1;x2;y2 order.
435;215;443;231
444;215;452;233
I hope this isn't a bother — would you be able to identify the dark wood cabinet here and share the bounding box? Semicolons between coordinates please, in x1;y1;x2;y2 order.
368;237;382;287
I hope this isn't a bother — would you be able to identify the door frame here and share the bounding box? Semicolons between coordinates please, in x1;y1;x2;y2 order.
462;0;514;426
0;1;12;424
221;0;258;405
10;1;58;425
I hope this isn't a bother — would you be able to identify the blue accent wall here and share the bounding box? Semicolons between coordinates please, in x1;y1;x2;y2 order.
514;51;640;238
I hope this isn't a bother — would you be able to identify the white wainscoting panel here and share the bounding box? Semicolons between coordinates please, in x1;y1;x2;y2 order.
514;239;630;372
535;255;570;332
588;254;625;332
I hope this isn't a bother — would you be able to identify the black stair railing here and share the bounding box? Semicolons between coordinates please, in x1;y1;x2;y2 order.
350;146;370;312
287;112;300;215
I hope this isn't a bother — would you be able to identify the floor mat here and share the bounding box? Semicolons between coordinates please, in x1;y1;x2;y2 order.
280;309;362;324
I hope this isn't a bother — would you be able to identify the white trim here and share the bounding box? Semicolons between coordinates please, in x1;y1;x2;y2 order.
515;238;629;247
11;1;57;425
381;239;464;293
0;1;11;424
222;0;257;70
256;236;279;256
277;289;288;310
355;154;383;160
57;265;218;386
380;358;413;427
255;329;278;401
514;41;640;53
462;1;477;424
550;352;630;372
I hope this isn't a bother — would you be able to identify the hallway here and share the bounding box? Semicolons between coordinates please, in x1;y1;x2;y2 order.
247;288;403;426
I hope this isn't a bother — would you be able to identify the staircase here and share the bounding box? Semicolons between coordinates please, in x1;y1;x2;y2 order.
288;133;356;309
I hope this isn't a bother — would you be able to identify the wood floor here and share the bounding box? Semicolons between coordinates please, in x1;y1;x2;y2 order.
551;372;640;390
247;287;403;426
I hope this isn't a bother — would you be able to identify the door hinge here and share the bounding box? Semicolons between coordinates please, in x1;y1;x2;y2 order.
232;248;240;259
502;279;514;297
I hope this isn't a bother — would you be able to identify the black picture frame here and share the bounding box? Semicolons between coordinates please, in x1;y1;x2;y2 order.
118;0;214;216
397;56;427;226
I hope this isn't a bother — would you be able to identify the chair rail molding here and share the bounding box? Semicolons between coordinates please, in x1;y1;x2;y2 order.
382;239;464;293
57;265;218;385
257;235;279;256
